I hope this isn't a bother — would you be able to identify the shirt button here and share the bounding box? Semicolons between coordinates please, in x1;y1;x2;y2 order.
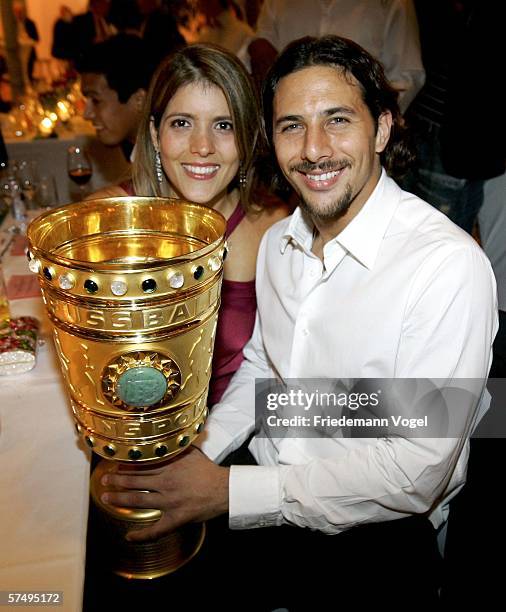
302;329;309;336
309;269;315;277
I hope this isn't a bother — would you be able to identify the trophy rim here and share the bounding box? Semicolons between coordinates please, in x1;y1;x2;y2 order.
27;196;227;272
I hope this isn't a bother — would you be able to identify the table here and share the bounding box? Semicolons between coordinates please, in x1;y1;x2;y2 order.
3;118;130;205
0;218;91;612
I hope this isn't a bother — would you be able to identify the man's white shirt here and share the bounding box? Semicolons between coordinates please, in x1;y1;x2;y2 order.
200;171;498;533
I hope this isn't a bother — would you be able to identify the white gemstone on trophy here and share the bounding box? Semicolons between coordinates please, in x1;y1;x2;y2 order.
208;256;221;272
168;271;184;289
28;258;40;273
110;279;128;296
58;273;75;290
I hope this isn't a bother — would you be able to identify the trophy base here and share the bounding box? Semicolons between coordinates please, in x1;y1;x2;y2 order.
111;522;206;580
90;460;206;580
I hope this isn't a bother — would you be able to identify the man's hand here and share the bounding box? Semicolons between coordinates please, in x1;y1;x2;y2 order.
100;447;229;542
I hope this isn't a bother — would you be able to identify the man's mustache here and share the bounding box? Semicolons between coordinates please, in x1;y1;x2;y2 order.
289;160;351;173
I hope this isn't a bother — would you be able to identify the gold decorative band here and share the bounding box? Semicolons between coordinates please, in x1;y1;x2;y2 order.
31;244;225;301
41;280;221;336
72;396;209;462
72;388;205;437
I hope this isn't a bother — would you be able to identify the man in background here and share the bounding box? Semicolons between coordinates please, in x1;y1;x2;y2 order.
248;0;425;113
13;0;39;83
77;34;156;160
72;0;115;61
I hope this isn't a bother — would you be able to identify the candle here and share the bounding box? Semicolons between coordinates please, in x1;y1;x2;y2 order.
56;100;71;123
39;117;54;136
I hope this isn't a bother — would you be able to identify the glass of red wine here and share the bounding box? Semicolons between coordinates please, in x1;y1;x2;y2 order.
67;145;92;198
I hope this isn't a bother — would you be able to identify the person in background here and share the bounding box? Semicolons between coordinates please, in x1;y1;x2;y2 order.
400;0;505;234
192;0;254;57
137;0;186;63
77;34;156;160
51;5;75;61
236;0;263;28
442;153;505;610
13;0;39;83
0;56;11;112
98;36;496;610
108;0;143;35
72;0;115;62
89;43;288;406
247;0;425;113
478;171;506;380
0;128;8;170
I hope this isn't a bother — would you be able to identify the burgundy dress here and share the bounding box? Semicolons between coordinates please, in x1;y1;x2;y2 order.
119;181;256;405
208;203;256;405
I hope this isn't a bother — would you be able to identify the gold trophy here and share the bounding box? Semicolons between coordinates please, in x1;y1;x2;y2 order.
27;197;226;579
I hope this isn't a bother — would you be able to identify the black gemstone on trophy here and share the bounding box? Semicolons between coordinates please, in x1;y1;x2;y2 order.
223;248;228;261
26;250;32;261
84;279;98;294
85;436;94;447
178;435;190;448
104;445;116;457
196;423;203;434
142;278;157;293
43;266;53;281
193;265;204;280
155;445;168;457
128;448;143;460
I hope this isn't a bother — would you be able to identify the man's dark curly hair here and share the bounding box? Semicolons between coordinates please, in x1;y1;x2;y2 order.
261;35;413;184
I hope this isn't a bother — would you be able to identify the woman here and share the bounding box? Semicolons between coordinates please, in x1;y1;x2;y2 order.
92;43;288;405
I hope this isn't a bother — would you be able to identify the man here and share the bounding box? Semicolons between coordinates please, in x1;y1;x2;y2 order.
247;0;425;113
77;34;155;159
192;0;255;56
51;5;75;61
13;0;38;83
400;1;505;233
137;0;185;63
72;0;115;60
100;36;497;608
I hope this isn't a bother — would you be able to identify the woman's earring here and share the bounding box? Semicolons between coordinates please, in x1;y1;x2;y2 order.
155;150;163;185
239;166;247;187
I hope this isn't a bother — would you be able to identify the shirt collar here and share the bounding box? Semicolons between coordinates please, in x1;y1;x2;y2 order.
280;206;314;254
280;170;402;269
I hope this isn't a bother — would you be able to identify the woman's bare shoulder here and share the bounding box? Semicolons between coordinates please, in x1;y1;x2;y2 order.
85;185;129;200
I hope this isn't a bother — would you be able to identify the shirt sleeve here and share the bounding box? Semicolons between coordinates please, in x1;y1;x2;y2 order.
199;309;274;463
381;0;426;113
228;242;498;532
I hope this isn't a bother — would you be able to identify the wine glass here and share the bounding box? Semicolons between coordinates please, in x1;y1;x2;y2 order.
67;145;92;198
37;174;59;209
16;160;40;209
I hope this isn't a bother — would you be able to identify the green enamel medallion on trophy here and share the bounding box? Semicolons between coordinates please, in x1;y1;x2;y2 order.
116;366;168;407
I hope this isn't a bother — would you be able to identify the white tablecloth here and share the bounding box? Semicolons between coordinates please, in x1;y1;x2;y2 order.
0;228;91;612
